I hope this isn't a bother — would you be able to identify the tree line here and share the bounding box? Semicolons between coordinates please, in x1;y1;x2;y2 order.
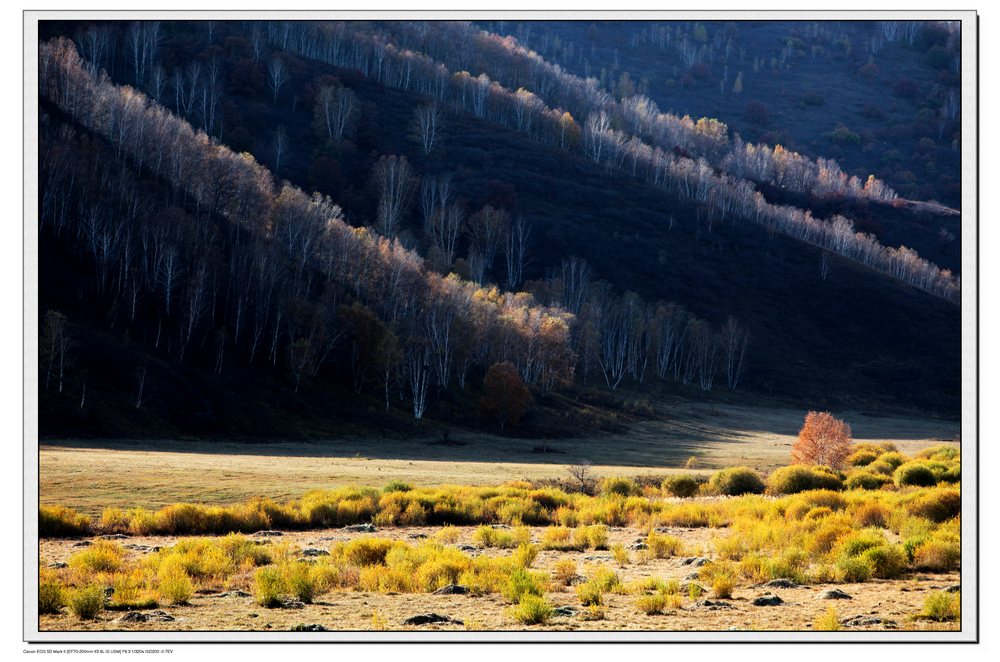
252;20;958;303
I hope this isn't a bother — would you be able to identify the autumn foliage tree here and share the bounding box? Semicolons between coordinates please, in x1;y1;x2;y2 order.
792;411;853;469
478;361;533;431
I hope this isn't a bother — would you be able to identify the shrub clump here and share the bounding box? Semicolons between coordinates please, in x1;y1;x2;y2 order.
921;591;960;621
766;465;843;494
509;594;553;625
662;475;700;498
845;470;893;491
38;573;66;614
709;467;765;496
894;462;939;487
253;566;286;607
39;506;92;537
907;488;961;522
67;584;105;620
601;476;639;497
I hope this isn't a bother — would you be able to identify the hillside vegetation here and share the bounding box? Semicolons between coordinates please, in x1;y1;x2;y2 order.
37;20;961;440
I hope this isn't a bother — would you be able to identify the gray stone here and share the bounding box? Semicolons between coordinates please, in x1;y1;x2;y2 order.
817;589;853;600
682;557;710;566
752;593;784;606
344;523;377;533
280;599;305;609
101;534;129;540
553;606;578;617
432;584;469;595
47;562;68;569
118;610;174;623
684;572;701;580
628;542;649;551
300;547;330;557
841;615;898;629
71;540;92;548
944;584;961;593
762;578;800;589
291;623;329;632
212;590;252;599
402;613;463;626
692;599;736;610
253;530;283;537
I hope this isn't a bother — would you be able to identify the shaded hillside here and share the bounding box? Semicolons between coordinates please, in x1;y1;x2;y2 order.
37;22;962;441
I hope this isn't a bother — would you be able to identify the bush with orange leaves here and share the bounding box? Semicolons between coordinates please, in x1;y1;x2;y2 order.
478;361;533;431
792;411;853;469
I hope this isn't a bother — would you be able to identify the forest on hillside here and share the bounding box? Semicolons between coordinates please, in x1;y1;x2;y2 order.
36;20;963;439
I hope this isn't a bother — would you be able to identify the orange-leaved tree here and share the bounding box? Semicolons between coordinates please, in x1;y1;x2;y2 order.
792;411;852;469
478;361;533;431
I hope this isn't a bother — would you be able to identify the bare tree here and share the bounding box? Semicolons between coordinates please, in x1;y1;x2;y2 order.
414;102;443;155
373;155;416;238
41;310;71;393
316;84;356;143
273;125;289;173
566;459;594;493
719;315;750;391
267;56;287;104
503;215;531;289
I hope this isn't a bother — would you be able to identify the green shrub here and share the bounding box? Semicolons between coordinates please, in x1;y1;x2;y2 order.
894;462;938;487
576;580;604;607
636;592;667;615
283;562;319;603
509;594;553;625
839;529;886;558
68;540;124;573
646;532;683;558
253;566;285;607
922;591;960;621
67;585;105;620
39;506;92;538
473;525;516;549
845;470;893;490
343;537;397;565
847;444;885;467
158;561;195;605
836;555;874;583
574;525;608;550
502;568;545;604
861;545;908;579
601;476;639;497
39;576;66;614
662;475;700;498
382;481;413;493
915;445;959;462
766;466;843;494
709;467;765;496
907;488;961;522
869;452;907;475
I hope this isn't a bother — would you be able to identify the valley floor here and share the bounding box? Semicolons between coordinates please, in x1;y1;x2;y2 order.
38;525;960;634
39;402;960;515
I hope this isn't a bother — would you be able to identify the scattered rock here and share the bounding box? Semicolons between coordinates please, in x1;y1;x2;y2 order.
408;533;428;539
101;533;129;540
123;544;154;553
118;610;174;623
841;615;898;629
280;599;306;609
762;578;800;589
553;606;578;617
432;584;469;595
253;530;283;537
944;584;961;593
71;541;92;548
680;582;706;594
402;613;463;626
47;562;68;569
752;593;784;606
343;523;376;533
684;572;701;580
300;548;330;557
817;589;853;600
212;590;252;599
691;599;736;610
290;623;329;632
628;542;649;551
682;557;710;567
456;544;477;552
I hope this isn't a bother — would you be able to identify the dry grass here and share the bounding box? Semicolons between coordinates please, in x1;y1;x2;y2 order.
40;403;957;515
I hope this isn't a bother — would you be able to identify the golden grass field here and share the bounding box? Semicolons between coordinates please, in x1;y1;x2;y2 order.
36;403;962;634
39;402;959;515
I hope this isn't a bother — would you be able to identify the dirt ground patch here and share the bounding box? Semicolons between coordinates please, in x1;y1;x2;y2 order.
38;525;960;633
